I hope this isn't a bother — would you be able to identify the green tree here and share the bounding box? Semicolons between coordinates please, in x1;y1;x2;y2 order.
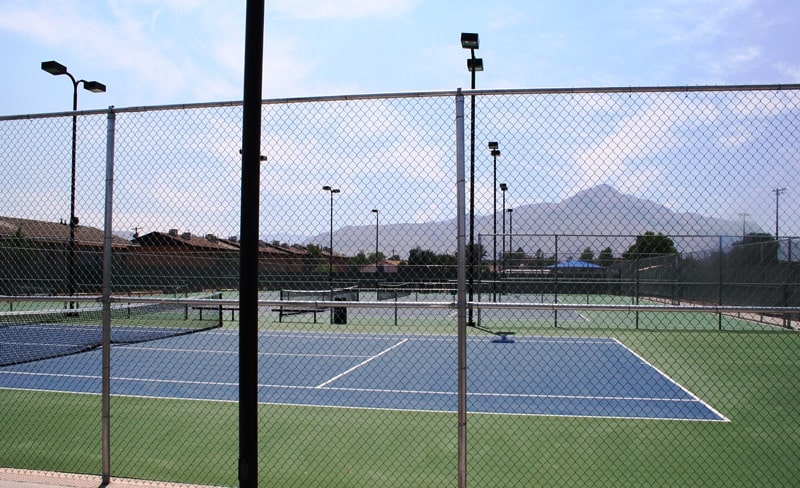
729;233;779;265
305;244;329;273
348;251;369;265
622;232;678;259
579;247;594;262
597;247;614;266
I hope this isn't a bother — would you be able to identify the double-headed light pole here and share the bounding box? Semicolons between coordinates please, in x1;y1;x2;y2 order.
774;187;787;240
41;60;106;308
461;32;483;324
489;142;500;301
507;208;514;269
500;183;508;273
372;209;380;273
322;186;340;289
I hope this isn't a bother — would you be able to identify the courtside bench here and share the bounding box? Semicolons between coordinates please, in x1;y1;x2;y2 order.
272;306;328;323
193;305;238;322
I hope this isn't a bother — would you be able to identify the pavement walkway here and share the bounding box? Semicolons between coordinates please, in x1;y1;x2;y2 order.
0;469;221;488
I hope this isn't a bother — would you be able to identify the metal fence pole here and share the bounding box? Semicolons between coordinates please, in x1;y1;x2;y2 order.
455;89;468;488
101;106;116;485
239;1;264;486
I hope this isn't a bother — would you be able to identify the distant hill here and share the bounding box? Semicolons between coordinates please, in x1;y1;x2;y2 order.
306;184;764;260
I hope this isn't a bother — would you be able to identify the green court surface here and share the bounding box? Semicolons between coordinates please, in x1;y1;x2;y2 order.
2;290;798;486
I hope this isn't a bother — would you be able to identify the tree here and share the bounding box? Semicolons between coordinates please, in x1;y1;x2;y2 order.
622;232;678;259
579;247;594;262
348;251;369;265
729;233;779;265
597;247;614;266
304;244;329;273
407;247;457;267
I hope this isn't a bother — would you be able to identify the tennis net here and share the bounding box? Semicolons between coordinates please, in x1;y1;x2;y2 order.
280;286;360;302
377;283;414;301
0;293;222;366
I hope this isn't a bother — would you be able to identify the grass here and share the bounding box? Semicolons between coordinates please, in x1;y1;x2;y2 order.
2;300;800;486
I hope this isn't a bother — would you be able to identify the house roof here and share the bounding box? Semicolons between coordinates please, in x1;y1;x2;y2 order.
133;231;239;251
0;216;130;247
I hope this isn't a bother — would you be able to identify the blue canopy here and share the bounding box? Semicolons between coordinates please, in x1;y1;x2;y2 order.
547;259;603;269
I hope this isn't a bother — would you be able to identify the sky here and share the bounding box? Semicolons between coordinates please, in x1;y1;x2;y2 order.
1;0;800;252
1;0;799;115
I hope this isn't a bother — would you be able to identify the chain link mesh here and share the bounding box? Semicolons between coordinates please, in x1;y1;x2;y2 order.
2;86;800;486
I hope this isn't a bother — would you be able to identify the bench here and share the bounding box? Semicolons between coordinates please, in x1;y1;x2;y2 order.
192;305;239;321
271;306;328;323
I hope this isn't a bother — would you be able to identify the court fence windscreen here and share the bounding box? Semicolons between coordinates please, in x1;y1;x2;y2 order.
2;86;800;487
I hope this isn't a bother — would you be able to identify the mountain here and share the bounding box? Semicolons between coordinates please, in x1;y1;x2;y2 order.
306;184;764;260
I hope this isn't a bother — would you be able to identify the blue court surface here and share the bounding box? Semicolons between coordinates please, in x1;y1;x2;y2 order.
0;330;727;421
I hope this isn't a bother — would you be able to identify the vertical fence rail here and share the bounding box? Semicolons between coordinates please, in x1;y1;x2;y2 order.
455;89;468;488
101;106;116;485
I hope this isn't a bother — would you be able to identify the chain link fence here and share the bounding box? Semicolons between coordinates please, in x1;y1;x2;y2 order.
2;85;800;487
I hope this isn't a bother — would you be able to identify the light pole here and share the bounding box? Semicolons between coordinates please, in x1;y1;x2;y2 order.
461;32;483;324
372;209;380;274
774;188;787;240
507;208;514;270
322;186;340;289
500;183;507;274
42;60;106;309
738;212;750;238
488;142;500;301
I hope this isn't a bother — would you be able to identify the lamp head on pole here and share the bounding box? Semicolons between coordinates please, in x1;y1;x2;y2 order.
372;209;378;214
460;33;479;50
466;58;484;72
500;183;507;191
83;81;107;93
41;60;68;76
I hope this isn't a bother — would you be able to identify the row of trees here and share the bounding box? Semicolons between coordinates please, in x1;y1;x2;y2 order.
398;231;783;269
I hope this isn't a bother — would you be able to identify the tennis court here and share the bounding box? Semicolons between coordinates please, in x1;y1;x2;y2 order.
0;327;726;421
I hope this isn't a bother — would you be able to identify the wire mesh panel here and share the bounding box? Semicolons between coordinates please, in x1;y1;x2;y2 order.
2;86;800;487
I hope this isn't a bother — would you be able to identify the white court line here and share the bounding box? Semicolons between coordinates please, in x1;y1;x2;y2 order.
612;337;730;422
118;344;370;359
315;338;409;388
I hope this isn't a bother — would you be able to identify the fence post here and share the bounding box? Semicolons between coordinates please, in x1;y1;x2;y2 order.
455;89;468;488
239;1;264;486
718;236;723;330
101;106;116;485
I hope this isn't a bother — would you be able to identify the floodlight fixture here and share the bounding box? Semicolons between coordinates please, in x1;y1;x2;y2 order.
41;60;68;76
500;183;507;191
467;58;484;72
461;33;479;50
83;81;107;93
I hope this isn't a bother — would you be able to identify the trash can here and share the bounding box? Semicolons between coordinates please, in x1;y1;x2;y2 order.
332;296;347;324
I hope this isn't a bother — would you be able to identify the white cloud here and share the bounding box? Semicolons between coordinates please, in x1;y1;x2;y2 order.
569;98;719;196
635;0;756;45
269;0;419;20
777;62;800;83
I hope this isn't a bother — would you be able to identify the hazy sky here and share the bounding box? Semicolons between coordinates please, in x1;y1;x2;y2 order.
1;0;799;116
1;1;799;248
